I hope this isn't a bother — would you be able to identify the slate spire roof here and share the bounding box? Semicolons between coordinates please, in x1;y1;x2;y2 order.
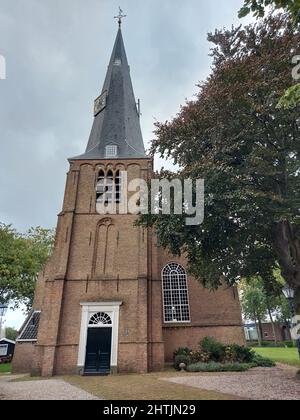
71;28;147;160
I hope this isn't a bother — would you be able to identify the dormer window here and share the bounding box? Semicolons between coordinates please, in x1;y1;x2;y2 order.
106;145;118;158
114;58;121;66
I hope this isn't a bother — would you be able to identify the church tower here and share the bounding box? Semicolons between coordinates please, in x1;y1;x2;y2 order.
13;15;244;377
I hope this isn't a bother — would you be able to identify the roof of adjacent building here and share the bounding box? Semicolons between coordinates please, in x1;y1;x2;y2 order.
0;338;15;345
17;311;41;342
70;28;147;161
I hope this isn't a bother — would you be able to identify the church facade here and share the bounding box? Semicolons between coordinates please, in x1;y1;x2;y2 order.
13;25;244;377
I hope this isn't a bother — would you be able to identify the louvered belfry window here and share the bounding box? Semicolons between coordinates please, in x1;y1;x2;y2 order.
96;169;121;204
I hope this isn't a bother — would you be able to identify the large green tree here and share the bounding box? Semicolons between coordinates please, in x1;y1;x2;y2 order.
240;277;291;344
240;280;267;345
0;224;55;310
139;14;300;312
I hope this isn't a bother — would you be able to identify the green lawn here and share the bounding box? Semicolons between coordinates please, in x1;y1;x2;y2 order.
253;347;300;367
0;363;12;374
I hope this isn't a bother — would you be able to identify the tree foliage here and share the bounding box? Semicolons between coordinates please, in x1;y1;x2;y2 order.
239;0;300;24
0;223;55;310
278;83;300;108
139;14;300;310
240;280;267;321
240;278;291;322
240;277;290;343
4;327;19;341
239;2;300;108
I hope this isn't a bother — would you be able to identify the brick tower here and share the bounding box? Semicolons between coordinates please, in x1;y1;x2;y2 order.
13;20;244;377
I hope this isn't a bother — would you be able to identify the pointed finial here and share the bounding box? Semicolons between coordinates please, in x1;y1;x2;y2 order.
114;7;127;28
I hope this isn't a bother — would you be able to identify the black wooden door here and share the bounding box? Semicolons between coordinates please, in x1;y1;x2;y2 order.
84;328;112;375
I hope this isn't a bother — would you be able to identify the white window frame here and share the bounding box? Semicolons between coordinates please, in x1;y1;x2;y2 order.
162;263;191;324
89;312;112;326
0;344;8;356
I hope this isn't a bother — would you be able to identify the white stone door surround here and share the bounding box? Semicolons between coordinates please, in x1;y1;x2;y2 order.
77;301;122;374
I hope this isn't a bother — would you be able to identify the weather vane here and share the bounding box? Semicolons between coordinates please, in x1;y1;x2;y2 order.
114;7;127;28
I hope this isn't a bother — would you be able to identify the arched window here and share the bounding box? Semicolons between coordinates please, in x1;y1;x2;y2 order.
96;170;105;203
105;170;114;204
96;169;122;204
115;170;121;203
89;312;112;326
162;263;191;323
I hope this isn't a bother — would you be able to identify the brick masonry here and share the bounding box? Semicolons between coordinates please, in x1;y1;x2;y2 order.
13;158;245;376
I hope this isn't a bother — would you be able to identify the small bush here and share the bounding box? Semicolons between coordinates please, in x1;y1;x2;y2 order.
190;350;210;364
173;347;192;359
199;337;225;362
282;341;295;348
247;341;296;348
227;344;255;363
174;355;191;371
252;354;276;368
199;337;254;364
187;362;252;373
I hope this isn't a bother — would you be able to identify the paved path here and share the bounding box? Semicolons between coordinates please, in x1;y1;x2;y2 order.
0;375;99;400
164;365;300;400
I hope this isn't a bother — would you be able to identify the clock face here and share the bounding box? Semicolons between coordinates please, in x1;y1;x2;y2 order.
94;91;107;116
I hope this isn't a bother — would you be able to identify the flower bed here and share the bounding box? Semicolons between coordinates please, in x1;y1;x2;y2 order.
173;337;275;372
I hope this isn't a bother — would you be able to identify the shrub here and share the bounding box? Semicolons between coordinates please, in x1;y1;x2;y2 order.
187;362;252;373
252;354;276;368
199;337;254;364
174;355;191;371
282;341;295;348
173;347;192;359
199;337;225;362
190;350;210;364
226;344;255;363
248;341;296;348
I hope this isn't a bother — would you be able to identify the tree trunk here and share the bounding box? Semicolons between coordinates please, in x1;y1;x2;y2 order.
257;316;264;344
295;288;300;317
274;221;300;328
274;221;300;291
254;314;262;346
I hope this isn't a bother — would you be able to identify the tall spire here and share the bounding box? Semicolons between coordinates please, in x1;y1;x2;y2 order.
71;15;146;161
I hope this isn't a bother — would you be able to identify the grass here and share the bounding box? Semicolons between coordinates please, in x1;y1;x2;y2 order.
0;363;11;374
253;347;300;367
63;370;243;400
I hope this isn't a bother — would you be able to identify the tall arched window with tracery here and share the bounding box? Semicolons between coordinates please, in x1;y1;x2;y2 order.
162;263;191;323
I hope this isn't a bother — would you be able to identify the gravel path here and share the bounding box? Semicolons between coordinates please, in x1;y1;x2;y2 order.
0;375;99;400
164;365;300;400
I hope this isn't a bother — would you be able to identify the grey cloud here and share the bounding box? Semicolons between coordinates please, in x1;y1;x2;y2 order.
0;0;248;232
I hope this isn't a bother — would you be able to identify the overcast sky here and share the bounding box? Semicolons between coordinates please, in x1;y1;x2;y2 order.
0;0;252;329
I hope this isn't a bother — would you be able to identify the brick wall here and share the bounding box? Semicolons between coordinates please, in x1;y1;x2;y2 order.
12;342;35;374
